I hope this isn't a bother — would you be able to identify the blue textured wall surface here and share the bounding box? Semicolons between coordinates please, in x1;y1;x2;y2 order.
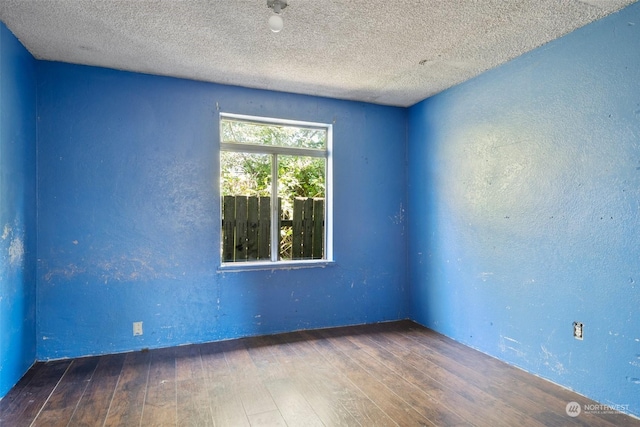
36;61;408;359
0;23;37;397
408;3;640;417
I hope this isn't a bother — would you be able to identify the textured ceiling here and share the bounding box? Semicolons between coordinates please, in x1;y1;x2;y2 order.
0;0;636;107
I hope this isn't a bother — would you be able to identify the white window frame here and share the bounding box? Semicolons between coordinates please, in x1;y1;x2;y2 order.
219;112;333;268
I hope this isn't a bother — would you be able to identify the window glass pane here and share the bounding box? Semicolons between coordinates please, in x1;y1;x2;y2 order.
278;156;325;260
221;118;326;150
220;152;271;197
220;152;272;262
220;114;330;265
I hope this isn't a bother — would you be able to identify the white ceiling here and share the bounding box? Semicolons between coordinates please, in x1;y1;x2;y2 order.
0;0;636;107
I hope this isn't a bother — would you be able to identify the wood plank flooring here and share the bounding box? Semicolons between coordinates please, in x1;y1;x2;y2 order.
1;321;638;426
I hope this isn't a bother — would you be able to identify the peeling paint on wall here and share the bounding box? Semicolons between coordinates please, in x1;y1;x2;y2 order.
3;223;25;268
9;236;25;267
2;224;11;240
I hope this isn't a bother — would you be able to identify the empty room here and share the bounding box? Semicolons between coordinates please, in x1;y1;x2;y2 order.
1;0;639;425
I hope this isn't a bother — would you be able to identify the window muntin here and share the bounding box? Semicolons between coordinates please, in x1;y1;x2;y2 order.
220;113;332;265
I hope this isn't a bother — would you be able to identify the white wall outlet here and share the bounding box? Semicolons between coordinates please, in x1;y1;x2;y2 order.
133;321;143;336
573;321;583;340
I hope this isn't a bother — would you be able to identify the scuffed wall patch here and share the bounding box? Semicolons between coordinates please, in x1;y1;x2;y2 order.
540;344;567;375
42;246;176;284
3;223;25;268
2;224;11;240
9;237;24;267
390;203;405;225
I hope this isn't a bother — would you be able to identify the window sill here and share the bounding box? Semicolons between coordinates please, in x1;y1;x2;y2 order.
218;259;334;273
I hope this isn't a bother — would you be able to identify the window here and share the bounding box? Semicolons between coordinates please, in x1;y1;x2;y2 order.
220;113;332;265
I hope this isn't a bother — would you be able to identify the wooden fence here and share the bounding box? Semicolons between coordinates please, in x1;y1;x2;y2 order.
222;195;324;262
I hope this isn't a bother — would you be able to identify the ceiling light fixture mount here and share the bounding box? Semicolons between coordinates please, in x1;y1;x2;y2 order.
267;0;287;33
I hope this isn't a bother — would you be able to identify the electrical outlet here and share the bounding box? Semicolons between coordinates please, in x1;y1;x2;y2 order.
133;321;143;336
573;322;583;340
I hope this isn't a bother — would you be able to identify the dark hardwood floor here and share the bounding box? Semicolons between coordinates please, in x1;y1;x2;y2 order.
1;321;638;426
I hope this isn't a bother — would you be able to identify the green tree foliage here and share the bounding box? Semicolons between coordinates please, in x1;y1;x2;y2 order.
220;119;326;218
220;152;271;197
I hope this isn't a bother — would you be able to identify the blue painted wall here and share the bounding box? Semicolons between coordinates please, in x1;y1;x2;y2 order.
408;3;640;417
36;61;408;359
0;23;37;397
